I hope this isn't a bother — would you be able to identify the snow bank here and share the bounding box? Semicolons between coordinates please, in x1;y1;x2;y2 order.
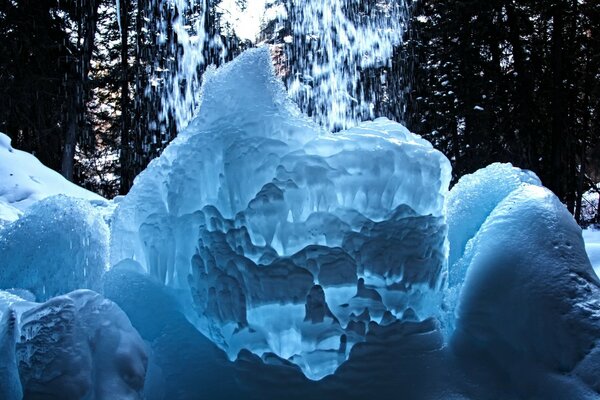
446;162;541;270
0;133;103;212
452;184;600;397
110;47;452;380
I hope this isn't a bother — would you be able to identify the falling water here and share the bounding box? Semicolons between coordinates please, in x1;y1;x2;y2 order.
151;0;409;133
149;0;230;133
285;0;409;131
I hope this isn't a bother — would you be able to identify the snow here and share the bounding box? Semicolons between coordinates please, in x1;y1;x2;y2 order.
452;184;600;398
581;185;599;223
0;289;147;399
446;162;541;272
0;202;20;227
0;132;104;213
110;47;452;381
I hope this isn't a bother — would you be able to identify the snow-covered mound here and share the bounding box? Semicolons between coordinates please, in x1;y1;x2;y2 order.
0;290;147;399
0;133;103;214
0;195;109;301
452;184;600;398
110;47;452;380
444;163;542;328
446;162;541;269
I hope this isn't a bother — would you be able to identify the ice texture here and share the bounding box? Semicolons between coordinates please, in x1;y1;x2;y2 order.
451;184;600;397
0;290;147;399
0;195;109;301
0;132;103;213
0;306;21;400
111;47;452;380
446;162;541;270
444;164;542;330
0;202;20;228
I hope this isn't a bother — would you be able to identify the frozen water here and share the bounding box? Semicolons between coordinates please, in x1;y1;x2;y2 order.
1;45;600;397
0;290;147;399
446;162;541;271
444;164;541;330
0;195;109;301
0;132;103;213
111;47;452;380
102;263;247;399
285;0;409;130
0;306;21;400
451;184;600;397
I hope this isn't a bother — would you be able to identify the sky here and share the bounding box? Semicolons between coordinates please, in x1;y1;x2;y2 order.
220;0;267;41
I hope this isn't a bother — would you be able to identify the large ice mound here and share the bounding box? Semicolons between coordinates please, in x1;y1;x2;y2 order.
446;162;541;269
0;195;109;301
452;184;600;398
111;47;452;380
0;289;148;399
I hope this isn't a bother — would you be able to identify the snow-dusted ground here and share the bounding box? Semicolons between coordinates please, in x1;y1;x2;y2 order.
584;229;600;277
0;132;103;216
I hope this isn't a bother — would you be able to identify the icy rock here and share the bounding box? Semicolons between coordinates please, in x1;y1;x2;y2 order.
0;132;103;212
452;184;600;396
110;47;451;380
15;290;147;399
0;195;109;301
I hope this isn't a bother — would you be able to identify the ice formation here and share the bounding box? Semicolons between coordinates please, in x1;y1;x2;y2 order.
0;290;147;399
1;46;600;398
0;132;103;213
0;195;109;301
111;47;452;380
452;184;600;398
446;162;542;270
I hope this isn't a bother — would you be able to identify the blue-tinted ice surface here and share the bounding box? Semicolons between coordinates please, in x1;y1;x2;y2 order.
111;48;452;380
446;162;541;270
2;47;600;398
452;183;600;397
0;289;147;399
0;195;109;301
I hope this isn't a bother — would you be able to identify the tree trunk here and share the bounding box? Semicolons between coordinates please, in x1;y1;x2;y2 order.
61;0;99;181
119;0;131;194
550;1;567;204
